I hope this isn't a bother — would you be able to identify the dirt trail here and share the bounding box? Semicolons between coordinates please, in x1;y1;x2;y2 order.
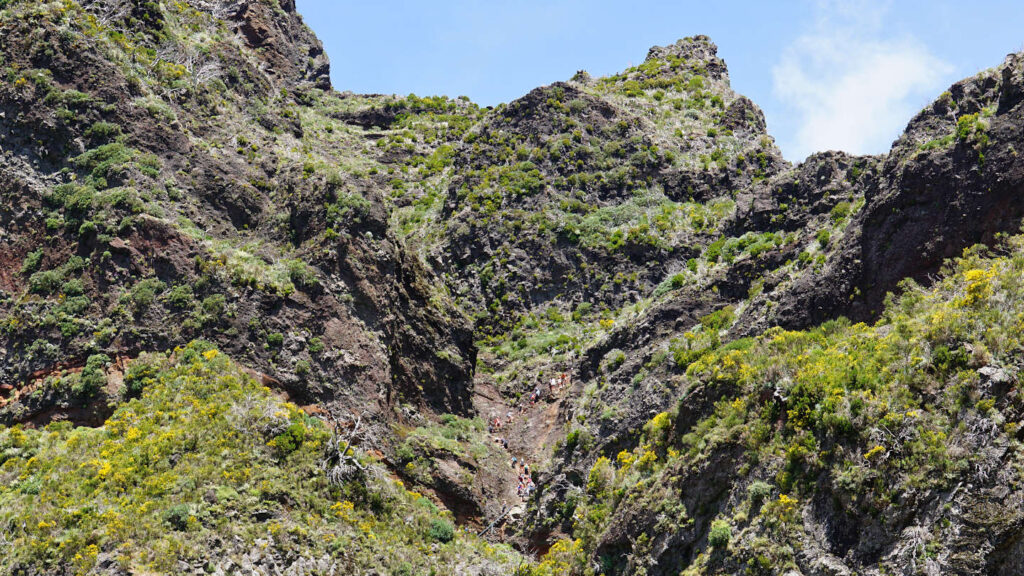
474;378;568;460
471;372;574;538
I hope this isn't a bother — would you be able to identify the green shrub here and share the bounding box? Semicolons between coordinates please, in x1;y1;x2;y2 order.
74;353;110;399
137;153;161;178
622;80;643;97
653;273;687;298
21;249;44;275
816;229;831;248
84;121;121;140
165;285;194;309
544;306;565;324
29;269;64;294
273;422;306;456
395;443;416;463
267;332;284;347
956;113;980;141
73;142;134;183
327;192;372;224
61;278;85;296
308;337;324;354
50;183;95;216
829;202;851;223
162;505;191;531
426;518;455;543
201;294;226;316
705;238;726;263
127;278;166;315
708;519;731;548
124;358;159;398
700;306;735;333
932;344;968;374
571;302;593;322
747;481;772;504
287;260;318;288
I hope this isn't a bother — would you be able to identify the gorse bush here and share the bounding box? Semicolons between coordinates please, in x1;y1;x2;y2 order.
0;342;519;574
537;236;1024;572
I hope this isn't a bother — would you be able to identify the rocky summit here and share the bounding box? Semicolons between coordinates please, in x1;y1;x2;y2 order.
1;2;1024;575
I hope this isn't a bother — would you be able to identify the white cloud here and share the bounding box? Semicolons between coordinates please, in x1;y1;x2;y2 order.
772;2;953;160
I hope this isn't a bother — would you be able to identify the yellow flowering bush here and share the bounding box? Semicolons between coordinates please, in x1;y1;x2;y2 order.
0;341;521;574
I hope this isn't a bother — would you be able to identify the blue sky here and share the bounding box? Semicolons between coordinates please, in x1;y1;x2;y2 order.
295;1;1024;161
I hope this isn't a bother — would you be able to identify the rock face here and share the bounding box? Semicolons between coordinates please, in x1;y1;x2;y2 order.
766;53;1024;330
0;0;471;430
227;0;332;90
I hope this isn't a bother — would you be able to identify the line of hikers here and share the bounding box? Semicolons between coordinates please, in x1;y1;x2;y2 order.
489;372;572;432
487;410;515;433
485;372;573;503
512;456;535;500
485;435;535;501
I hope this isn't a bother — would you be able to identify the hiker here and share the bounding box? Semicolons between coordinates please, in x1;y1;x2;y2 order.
506;410;513;423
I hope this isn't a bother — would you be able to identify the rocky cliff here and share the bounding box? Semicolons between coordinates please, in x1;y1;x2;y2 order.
0;0;475;433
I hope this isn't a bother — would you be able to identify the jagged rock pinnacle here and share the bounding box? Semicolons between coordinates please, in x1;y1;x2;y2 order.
645;35;728;80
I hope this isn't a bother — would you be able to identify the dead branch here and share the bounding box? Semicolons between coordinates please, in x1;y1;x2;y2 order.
321;410;366;486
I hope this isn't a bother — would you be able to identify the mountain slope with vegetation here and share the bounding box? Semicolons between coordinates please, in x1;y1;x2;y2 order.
2;1;1024;575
